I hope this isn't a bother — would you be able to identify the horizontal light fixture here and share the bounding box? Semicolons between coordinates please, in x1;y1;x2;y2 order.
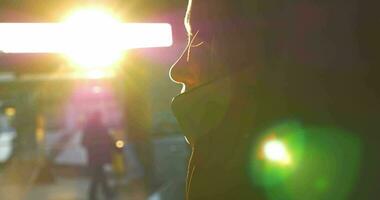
0;23;173;53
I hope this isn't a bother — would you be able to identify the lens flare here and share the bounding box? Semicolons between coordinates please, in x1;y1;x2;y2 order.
249;121;362;200
264;139;291;165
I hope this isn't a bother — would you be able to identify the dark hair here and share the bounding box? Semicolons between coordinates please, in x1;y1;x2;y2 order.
187;0;380;75
186;0;262;71
185;0;380;126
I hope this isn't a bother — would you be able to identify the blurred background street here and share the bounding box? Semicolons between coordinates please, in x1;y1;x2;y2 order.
0;131;188;200
0;1;190;199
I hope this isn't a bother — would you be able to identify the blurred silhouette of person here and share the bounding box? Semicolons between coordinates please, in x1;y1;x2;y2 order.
82;111;114;200
170;0;380;199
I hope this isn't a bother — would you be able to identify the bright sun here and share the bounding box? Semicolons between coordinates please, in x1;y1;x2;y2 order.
62;8;124;69
0;7;173;74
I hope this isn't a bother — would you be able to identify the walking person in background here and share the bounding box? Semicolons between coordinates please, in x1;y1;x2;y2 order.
82;111;114;200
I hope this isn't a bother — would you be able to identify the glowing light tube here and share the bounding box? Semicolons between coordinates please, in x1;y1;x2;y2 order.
0;23;173;53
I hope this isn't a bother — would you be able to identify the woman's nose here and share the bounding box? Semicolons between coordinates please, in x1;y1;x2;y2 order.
170;47;199;89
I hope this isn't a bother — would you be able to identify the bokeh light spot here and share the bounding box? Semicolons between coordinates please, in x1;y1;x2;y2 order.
249;120;362;200
264;139;291;165
115;140;125;149
5;107;16;117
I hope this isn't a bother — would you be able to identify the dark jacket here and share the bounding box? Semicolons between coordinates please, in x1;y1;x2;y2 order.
82;121;113;167
172;66;379;200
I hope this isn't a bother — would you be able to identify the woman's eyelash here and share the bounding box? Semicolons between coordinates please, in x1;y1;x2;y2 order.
187;30;205;61
190;41;204;48
188;30;205;47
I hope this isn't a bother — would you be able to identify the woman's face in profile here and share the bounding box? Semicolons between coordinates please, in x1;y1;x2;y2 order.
170;0;223;93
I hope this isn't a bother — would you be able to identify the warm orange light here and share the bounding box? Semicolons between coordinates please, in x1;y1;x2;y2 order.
5;107;16;117
115;140;125;149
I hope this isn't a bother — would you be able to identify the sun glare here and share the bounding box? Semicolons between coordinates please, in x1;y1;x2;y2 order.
0;7;173;70
63;8;119;24
62;8;124;69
